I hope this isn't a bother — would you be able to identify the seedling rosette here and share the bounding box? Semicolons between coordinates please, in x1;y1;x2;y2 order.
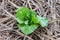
16;7;48;35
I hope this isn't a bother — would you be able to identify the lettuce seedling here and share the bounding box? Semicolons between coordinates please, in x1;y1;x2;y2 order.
16;7;48;35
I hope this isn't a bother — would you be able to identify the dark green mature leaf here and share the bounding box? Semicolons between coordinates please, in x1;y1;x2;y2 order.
16;7;30;24
30;10;39;24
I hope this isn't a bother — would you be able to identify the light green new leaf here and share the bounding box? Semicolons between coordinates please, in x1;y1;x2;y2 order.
37;15;48;27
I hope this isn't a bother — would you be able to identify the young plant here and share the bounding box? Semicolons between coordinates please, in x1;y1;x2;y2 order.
16;7;48;35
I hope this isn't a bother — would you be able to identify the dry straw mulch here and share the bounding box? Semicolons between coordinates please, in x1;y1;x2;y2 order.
0;0;60;40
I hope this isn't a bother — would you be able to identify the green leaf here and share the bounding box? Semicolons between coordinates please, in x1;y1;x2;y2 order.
16;7;30;24
37;15;48;27
30;10;39;24
18;24;38;35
